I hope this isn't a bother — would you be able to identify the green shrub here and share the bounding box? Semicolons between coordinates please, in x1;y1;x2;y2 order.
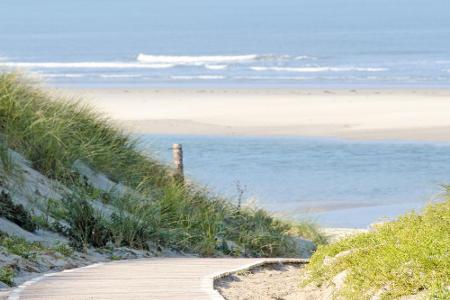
60;195;111;252
224;207;298;257
0;232;73;282
303;199;450;299
108;195;158;249
152;184;224;255
289;221;327;245
0;234;43;260
0;266;14;286
51;243;74;257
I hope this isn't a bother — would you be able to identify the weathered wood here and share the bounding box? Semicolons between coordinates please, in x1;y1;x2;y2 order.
172;143;184;181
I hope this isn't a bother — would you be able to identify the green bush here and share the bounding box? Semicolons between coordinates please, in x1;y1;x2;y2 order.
0;267;14;286
51;243;74;257
224;207;298;257
60;195;111;252
0;232;75;284
289;221;327;246
303;199;450;299
0;234;43;260
108;194;158;249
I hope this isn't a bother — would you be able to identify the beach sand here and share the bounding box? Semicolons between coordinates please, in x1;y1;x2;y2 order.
59;88;450;141
215;263;306;300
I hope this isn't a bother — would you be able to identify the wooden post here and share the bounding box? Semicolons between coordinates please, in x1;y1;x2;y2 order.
172;143;184;181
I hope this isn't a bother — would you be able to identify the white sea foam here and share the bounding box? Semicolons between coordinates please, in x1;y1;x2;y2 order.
250;66;387;73
295;55;317;60
171;75;225;80
136;53;283;65
99;74;142;78
41;73;85;78
138;54;258;64
0;62;175;69
198;75;225;79
205;64;228;70
234;76;308;80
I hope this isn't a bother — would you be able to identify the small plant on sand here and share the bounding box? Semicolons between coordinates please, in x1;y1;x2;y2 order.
51;243;74;257
60;194;111;252
0;234;44;260
0;191;37;232
110;254;122;261
0;266;14;286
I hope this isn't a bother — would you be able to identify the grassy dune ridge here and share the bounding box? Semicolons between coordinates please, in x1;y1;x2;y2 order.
0;73;323;258
303;198;450;299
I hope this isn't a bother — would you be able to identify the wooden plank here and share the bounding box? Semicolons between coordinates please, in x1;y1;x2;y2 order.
11;258;306;300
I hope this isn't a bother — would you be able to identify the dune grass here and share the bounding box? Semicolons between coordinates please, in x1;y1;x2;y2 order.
0;136;15;178
0;73;167;185
0;266;14;286
289;221;328;246
303;198;450;299
0;73;323;257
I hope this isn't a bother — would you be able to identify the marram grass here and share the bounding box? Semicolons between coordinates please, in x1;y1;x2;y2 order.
303;198;450;299
0;73;324;257
0;73;167;186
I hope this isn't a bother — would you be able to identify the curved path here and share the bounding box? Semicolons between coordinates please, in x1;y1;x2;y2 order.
8;258;306;300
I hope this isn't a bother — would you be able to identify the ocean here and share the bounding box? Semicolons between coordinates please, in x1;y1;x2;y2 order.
0;0;450;87
141;135;450;228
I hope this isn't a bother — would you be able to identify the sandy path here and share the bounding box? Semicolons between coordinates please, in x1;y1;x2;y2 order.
216;263;305;300
58;88;450;141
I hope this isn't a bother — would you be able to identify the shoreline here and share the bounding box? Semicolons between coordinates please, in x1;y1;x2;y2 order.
58;87;450;141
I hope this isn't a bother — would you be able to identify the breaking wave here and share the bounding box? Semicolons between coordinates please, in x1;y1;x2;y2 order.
205;64;228;70
0;61;175;69
138;54;258;64
136;53;294;65
40;73;85;78
99;74;142;78
170;75;225;80
250;66;387;73
295;55;317;60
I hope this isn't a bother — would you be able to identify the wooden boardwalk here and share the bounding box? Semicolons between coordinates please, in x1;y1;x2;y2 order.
8;258;305;300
